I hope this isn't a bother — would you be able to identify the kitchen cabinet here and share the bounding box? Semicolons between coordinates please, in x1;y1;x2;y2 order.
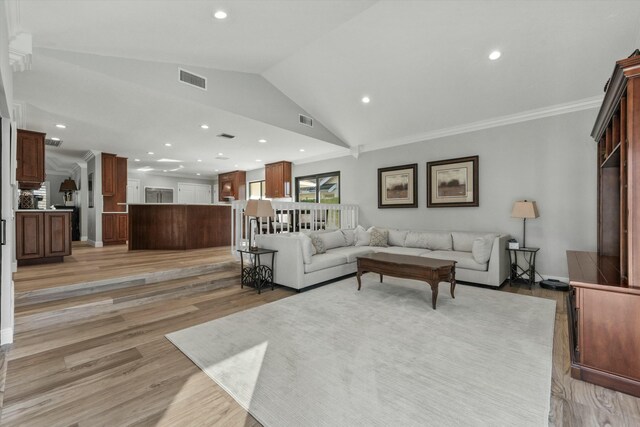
16;129;45;189
102;153;116;196
265;161;292;198
103;213;128;245
218;170;246;202
16;211;71;265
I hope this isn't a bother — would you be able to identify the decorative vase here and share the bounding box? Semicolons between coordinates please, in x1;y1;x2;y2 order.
18;190;35;209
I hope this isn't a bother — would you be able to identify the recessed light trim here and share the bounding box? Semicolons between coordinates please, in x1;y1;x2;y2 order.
164;143;172;147
134;158;140;162
197;159;202;162
258;139;267;143
489;50;501;60
163;170;168;172
200;124;209;129
218;152;224;156
256;159;262;162
55;124;66;129
196;173;201;176
148;151;154;155
299;148;305;152
234;164;238;167
214;10;227;20
361;96;370;104
51;137;60;141
157;158;182;163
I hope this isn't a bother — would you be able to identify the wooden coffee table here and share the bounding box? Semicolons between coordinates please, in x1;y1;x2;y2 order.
356;252;456;309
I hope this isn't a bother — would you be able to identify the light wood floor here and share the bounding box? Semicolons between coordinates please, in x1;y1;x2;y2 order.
2;246;640;426
14;242;236;292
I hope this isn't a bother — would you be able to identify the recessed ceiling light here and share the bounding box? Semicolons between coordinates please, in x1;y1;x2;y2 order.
134;158;140;162
256;159;262;162
148;151;154;155
196;173;201;176
218;152;224;156
51;137;60;141
56;124;66;129
200;124;209;129
164;143;172;147
234;164;238;167
361;96;370;104
157;158;182;162
137;167;153;172
163;170;168;172
215;169;219;172
489;50;501;60
214;10;227;19
258;139;267;143
197;159;202;162
299;148;305;152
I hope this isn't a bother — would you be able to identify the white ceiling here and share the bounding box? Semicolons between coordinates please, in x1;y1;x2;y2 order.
11;0;640;178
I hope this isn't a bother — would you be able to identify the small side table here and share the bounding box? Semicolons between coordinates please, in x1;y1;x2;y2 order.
237;248;277;294
507;247;540;289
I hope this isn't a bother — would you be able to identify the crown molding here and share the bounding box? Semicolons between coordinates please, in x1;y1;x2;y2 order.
82;150;96;161
131;170;216;181
11;101;25;128
9;32;32;72
361;96;603;154
292;148;351;166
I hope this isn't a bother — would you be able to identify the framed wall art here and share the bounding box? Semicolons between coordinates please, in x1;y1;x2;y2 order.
378;163;418;208
427;156;478;208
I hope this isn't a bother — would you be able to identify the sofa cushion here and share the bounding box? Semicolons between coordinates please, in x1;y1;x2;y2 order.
471;235;496;264
326;246;374;263
369;227;389;247
452;232;495;252
304;253;348;273
405;231;452;250
355;225;371;246
374;246;431;256
310;234;327;254
424;250;488;271
341;228;356;246
295;233;315;264
315;230;347;250
388;229;408;247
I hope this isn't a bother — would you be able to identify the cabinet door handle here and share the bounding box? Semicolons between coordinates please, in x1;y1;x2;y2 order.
1;219;6;245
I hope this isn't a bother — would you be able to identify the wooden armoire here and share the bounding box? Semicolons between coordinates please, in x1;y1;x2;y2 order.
567;50;640;397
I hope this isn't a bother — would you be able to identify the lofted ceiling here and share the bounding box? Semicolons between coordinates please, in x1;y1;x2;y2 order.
11;0;640;178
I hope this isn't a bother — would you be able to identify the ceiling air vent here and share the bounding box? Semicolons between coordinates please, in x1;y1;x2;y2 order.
299;114;313;127
45;138;62;147
178;68;207;90
215;156;230;160
217;133;235;139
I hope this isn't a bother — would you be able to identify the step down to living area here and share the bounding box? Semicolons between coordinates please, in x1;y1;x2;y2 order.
15;261;240;308
14;263;243;332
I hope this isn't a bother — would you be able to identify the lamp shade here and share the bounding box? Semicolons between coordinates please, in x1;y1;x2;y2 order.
59;178;78;192
511;200;539;219
244;200;274;218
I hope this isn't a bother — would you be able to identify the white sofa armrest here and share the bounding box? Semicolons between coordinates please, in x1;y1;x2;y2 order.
255;234;305;289
486;234;510;286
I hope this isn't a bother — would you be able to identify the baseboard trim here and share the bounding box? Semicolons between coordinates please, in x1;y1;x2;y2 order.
1;327;13;345
81;235;88;241
88;240;103;248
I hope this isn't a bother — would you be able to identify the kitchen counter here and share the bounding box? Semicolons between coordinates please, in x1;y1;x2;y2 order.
128;204;231;250
17;209;73;212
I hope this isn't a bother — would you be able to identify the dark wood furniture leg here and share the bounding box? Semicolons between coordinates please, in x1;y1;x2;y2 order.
450;265;456;298
426;280;439;309
357;269;362;290
379;273;383;282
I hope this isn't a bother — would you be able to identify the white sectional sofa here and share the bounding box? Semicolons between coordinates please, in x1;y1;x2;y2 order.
256;227;510;290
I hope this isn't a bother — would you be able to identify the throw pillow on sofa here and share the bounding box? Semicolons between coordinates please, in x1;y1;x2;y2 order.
369;227;389;247
316;230;347;250
341;228;356;246
295;233;315;264
310;234;327;254
405;231;452;250
388;229;408;246
471;235;495;264
354;225;371;246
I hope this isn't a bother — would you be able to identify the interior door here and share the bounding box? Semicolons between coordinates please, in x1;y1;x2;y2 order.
126;179;140;203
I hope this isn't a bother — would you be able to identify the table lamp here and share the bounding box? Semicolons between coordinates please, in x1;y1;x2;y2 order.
244;200;274;251
59;177;78;206
511;200;539;248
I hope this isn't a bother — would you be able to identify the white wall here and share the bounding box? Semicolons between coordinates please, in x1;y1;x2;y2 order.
292;109;598;279
86;155;97;243
128;171;216;203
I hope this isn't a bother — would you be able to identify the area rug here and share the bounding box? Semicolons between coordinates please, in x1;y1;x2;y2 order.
166;275;556;426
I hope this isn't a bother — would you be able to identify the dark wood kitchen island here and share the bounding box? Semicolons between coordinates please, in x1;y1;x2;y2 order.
128;204;231;250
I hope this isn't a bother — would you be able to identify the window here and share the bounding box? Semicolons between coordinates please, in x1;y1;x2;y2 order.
295;172;340;204
248;180;266;200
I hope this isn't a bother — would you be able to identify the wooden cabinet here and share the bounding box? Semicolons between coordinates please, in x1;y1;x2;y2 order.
16;129;45;189
265;161;292;198
218;170;246;202
566;50;640;397
16;211;71;265
103;213;128;245
102;153;117;196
